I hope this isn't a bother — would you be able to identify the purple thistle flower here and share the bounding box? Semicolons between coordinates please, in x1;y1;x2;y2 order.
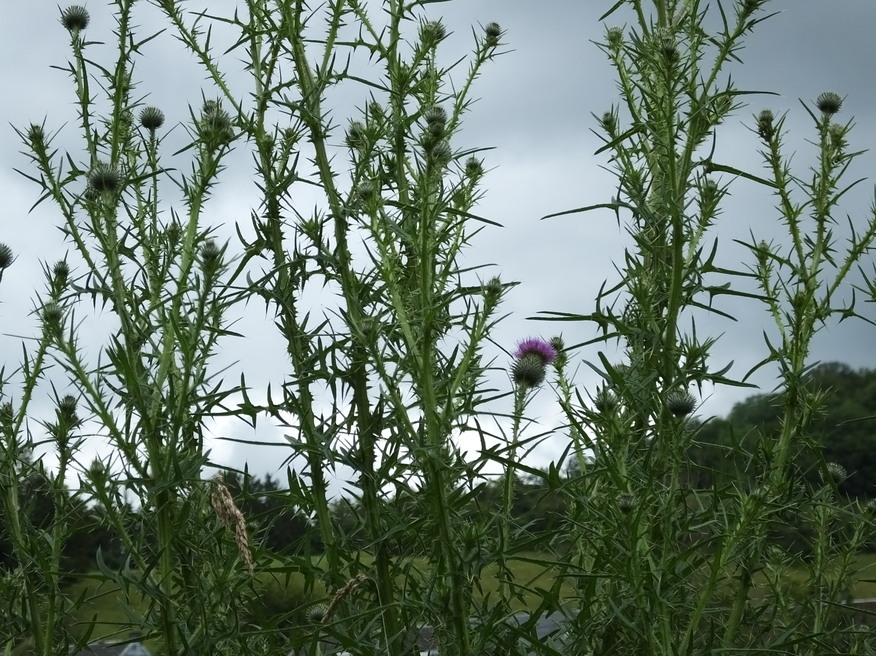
514;337;557;365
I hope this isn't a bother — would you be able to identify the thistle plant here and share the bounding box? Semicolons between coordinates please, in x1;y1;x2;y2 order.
3;0;876;655
543;1;876;654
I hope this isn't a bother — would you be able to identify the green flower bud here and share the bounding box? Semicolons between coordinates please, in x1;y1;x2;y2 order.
139;106;165;131
429;140;452;167
666;389;696;417
482;276;503;308
27;124;46;148
199;100;233;148
42;302;64;328
824;462;847;484
356;180;377;202
593;387;618;414
200;239;222;276
57;395;78;423
60;5;89;32
165;222;182;246
345;121;367;150
53;260;70;285
756;109;775;142
600;111;617;135
419;20;447;47
87;161;121;195
484;22;502;48
606;27;624;52
425;106;448;127
308;603;328;623
465;157;483;179
617;493;636;514
512;353;547;388
816;91;843;115
0;244;13;270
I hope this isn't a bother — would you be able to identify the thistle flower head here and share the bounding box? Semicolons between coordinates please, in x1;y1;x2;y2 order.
514;337;557;364
419;20;447;47
756;109;775;142
355;180;377;202
465;156;483;178
139;106;165;131
600;111;617;135
666;388;696;417
425;105;448;127
484;22;503;48
816;91;843;115
53;260;70;285
27;124;46;147
57;395;79;424
200;239;222;276
606;27;624;51
0;244;13;270
824;461;847;484
42;302;64;328
593;387;618;414
87;161;121;195
198;100;233;148
345;121;367;149
482;276;503;307
60;5;89;33
308;603;329;623
617;493;637;514
429;140;453;167
512;338;557;388
512;354;547;388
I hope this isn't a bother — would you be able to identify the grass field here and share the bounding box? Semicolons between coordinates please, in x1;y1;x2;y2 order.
13;551;876;652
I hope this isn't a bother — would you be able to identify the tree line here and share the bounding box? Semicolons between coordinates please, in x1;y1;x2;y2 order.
4;360;875;574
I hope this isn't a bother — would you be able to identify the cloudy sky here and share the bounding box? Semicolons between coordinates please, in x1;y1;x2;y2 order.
2;0;876;487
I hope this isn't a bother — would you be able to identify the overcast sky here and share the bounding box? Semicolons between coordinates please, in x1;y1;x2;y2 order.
2;1;876;488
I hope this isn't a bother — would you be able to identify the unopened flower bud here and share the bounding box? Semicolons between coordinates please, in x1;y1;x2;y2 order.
823;462;847;484
429;141;452;167
593;387;618;414
53;260;70;286
42;302;64;329
60;5;89;32
139;106;165;131
815;91;842;116
308;603;329;623
200;240;222;276
27;124;46;148
0;244;13;270
617;493;636;514
87;161;121;195
512;354;548;388
57;395;78;423
419;20;447;46
600;111;617;135
356;180;377;202
346;121;367;150
756;109;775;142
666;389;696;417
465;157;483;178
483;276;503;307
606;27;624;52
484;22;502;48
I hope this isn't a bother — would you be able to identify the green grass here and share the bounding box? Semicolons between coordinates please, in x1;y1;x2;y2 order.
13;551;876;653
